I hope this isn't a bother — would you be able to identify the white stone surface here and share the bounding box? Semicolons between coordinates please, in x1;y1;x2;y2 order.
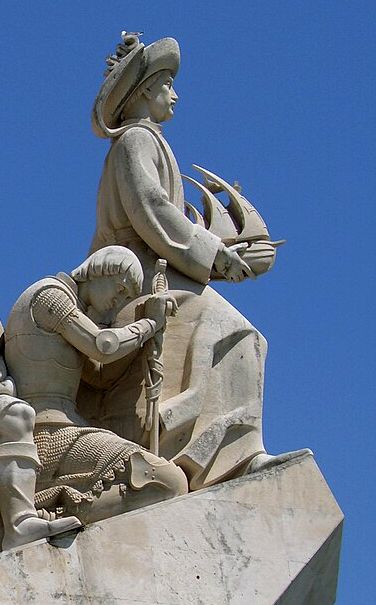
84;32;290;493
0;453;343;604
3;247;187;532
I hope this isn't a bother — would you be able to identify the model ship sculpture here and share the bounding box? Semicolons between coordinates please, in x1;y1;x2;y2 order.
184;164;285;278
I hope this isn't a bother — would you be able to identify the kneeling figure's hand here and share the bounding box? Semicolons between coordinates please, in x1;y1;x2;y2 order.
144;293;178;330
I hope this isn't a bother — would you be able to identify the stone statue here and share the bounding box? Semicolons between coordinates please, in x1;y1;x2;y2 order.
0;323;81;550
4;246;187;532
0;32;342;605
81;32;309;491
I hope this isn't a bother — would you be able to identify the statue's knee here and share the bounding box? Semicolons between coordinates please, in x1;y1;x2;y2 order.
9;402;35;428
256;329;268;356
232;314;268;358
128;451;188;497
0;401;35;442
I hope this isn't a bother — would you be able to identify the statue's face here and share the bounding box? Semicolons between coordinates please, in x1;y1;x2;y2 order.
145;71;178;123
87;274;140;326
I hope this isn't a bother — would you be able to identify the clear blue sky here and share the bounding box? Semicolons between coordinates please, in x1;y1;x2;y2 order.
1;2;375;602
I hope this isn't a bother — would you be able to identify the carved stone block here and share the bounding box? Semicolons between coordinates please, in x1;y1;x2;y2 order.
0;453;342;604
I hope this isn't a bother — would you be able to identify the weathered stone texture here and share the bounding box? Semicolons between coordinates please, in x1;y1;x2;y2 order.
0;453;342;604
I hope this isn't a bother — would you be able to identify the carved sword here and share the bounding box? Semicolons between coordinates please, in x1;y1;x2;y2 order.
143;259;171;456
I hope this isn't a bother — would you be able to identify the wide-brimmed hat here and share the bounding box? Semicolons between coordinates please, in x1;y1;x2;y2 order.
92;33;180;138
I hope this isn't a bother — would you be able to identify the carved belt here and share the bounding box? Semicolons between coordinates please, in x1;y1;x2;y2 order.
26;395;88;427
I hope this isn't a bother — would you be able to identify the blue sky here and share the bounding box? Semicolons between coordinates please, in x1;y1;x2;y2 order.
0;2;375;602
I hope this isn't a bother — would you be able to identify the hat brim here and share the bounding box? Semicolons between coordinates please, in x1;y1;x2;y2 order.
92;38;180;138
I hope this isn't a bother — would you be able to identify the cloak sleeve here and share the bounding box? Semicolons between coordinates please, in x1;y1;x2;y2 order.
112;127;221;284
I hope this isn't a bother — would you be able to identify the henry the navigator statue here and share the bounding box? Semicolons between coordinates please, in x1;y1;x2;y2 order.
83;32;308;490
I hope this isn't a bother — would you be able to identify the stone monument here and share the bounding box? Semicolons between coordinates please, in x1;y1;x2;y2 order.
0;31;342;604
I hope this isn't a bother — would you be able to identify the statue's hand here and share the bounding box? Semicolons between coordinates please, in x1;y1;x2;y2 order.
214;244;256;282
144;293;178;331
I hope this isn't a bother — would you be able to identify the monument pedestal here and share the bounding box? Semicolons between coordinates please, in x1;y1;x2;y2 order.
0;453;343;604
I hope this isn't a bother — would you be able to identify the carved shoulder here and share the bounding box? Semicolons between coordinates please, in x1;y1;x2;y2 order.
31;287;77;333
115;126;161;164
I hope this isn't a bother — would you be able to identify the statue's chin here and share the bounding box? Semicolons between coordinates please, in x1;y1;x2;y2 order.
86;306;113;327
159;109;174;123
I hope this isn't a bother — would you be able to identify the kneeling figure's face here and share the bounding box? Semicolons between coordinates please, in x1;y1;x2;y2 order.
87;275;140;326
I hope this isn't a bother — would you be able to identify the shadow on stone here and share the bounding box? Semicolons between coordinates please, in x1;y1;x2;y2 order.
48;526;84;549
